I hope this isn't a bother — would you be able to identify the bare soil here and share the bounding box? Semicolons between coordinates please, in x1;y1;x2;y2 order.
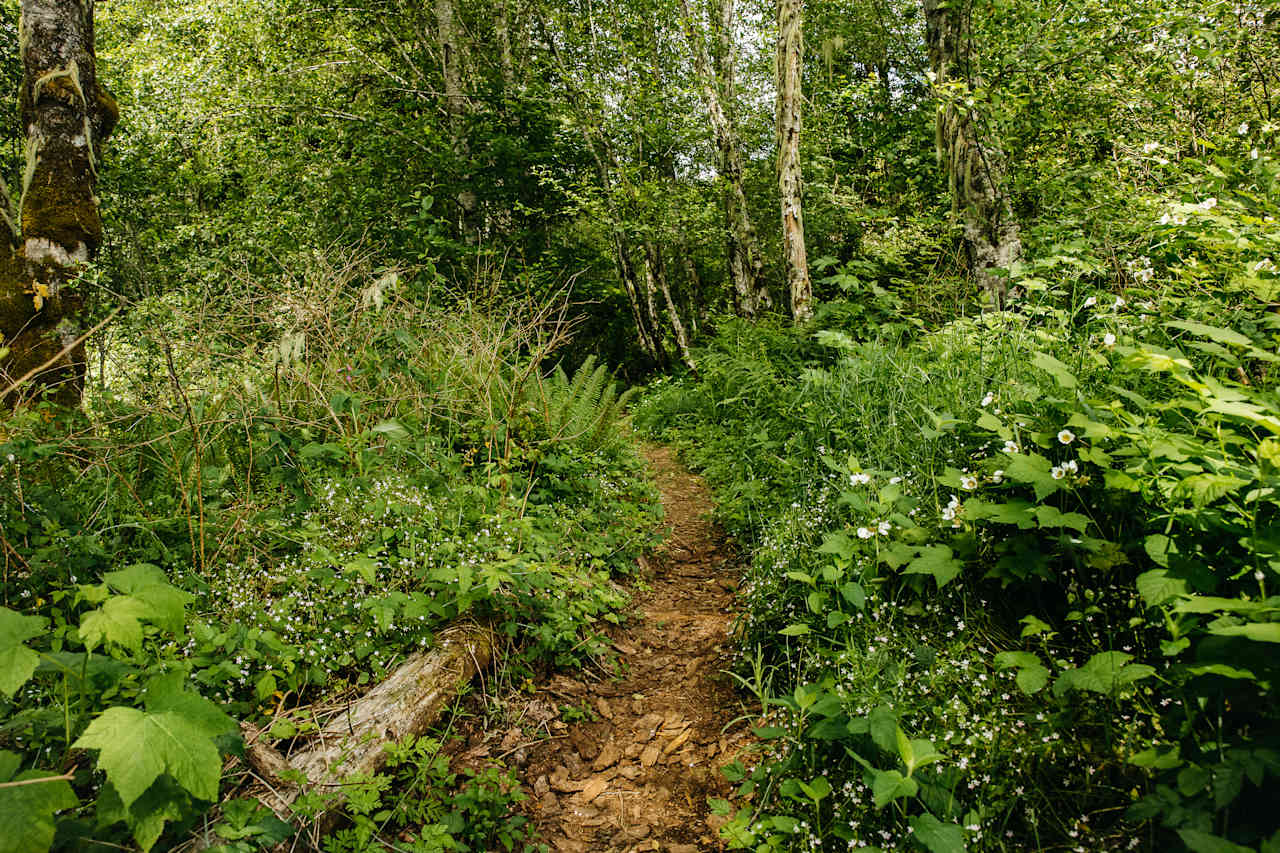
464;445;753;852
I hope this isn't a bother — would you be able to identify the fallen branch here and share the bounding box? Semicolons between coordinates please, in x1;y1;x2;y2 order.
187;623;495;849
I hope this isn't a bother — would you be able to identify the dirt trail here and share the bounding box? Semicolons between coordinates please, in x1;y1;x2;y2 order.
511;445;752;852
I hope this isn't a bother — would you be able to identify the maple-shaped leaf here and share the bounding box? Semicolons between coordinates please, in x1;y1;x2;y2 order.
78;564;193;652
73;676;236;809
0;608;46;698
0;750;78;853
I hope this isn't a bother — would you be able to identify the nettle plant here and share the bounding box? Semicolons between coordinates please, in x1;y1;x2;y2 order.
1;564;240;852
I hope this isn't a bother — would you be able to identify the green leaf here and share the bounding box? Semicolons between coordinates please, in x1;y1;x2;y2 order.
74;689;231;808
103;564;192;632
79;597;151;652
993;651;1050;695
1208;622;1280;643
1053;651;1156;697
909;813;967;853
1177;829;1254;853
779;623;811;637
1136;570;1188;607
869;706;898;754
1004;453;1062;501
1033;505;1090;532
964;499;1036;529
903;545;962;588
1164;320;1254;348
0;750;78;853
1032;352;1078;388
0;608;46;698
871;769;917;808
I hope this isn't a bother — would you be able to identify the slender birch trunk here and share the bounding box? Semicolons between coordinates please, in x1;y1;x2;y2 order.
645;242;696;373
923;0;1021;309
776;0;812;322
436;0;480;234
0;0;117;406
495;0;516;91
680;0;770;317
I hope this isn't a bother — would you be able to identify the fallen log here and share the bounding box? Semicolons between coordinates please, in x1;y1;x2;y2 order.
187;623;496;849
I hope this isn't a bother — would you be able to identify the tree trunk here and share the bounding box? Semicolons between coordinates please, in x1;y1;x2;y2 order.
645;242;695;373
495;0;516;91
923;0;1021;309
776;0;812;323
436;0;480;235
614;234;663;364
1;0;117;407
679;0;770;318
638;242;670;369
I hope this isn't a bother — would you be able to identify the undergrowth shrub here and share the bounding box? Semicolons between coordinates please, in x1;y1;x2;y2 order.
636;153;1280;853
0;251;658;852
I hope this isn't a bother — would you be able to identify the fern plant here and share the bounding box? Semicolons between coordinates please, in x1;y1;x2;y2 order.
530;355;635;451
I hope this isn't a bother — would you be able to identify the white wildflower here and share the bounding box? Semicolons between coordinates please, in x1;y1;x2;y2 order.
857;527;873;539
1103;332;1117;348
1058;429;1076;445
961;475;978;491
1051;466;1066;480
991;470;1004;484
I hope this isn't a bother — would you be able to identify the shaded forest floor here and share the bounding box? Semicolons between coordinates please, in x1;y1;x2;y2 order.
454;445;754;852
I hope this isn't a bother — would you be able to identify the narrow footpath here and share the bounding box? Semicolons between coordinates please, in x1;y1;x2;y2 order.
515;445;753;852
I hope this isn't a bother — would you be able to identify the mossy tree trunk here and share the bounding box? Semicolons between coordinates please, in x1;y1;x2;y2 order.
1;0;116;406
776;0;812;323
924;0;1021;309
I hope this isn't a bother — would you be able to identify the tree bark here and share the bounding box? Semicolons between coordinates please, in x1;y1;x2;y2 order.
923;0;1021;309
679;0;771;318
191;625;495;847
644;242;695;373
776;0;812;323
0;0;117;406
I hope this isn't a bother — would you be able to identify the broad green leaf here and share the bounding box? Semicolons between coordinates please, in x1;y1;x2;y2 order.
963;499;1036;529
79;596;151;653
1033;505;1090;532
1177;829;1254;853
1004;453;1062;501
1136;570;1188;607
1173;473;1251;507
1208;623;1280;643
103;565;192;632
73;705;225;808
909;813;966;853
870;769;917;808
1053;651;1156;697
779;623;810;636
817;532;855;561
1165;320;1254;348
903;545;962;588
141;672;238;736
0;750;78;853
1032;352;1077;388
868;706;898;754
0;608;46;698
993;651;1050;695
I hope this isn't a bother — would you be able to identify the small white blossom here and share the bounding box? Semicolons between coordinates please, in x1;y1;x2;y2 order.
1239;122;1250;136
1199;197;1218;210
878;520;892;536
981;392;995;407
850;472;871;486
1003;440;1019;454
1103;332;1117;348
961;475;978;491
1252;148;1261;160
1058;429;1076;445
1142;141;1159;154
1082;296;1097;308
857;527;873;539
991;470;1004;484
1051;466;1066;480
